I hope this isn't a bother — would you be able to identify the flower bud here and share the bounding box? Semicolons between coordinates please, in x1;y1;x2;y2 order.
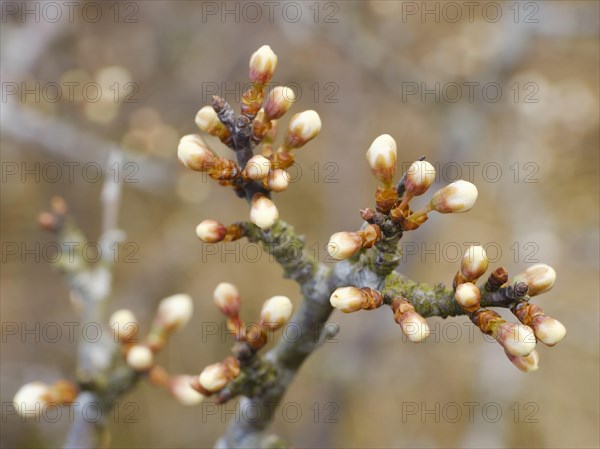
531;316;566;346
196;219;227;243
330;287;366;313
405;160;435;196
454;283;481;312
126;345;154;371
13;382;50;417
366;134;397;186
195;106;229;140
243;155;271;181
286;110;321;148
513;264;556;296
260;295;293;329
198;358;240;393
430;180;478;213
327;232;363;260
213;282;241;316
505;349;540;373
109;309;139;343
249;45;277;84
177;134;216;172
250;195;279;229
170;375;204;406
264;86;295;120
495;322;536;357
399;312;430;343
266;169;290;192
156;294;194;331
460;245;489;282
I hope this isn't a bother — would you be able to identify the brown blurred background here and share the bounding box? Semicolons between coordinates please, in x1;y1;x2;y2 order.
1;1;598;448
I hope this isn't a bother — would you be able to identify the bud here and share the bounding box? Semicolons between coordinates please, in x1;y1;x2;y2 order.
495;322;536;357
156;294;194;331
249;45;278;84
213;282;241;317
243;155;271;181
366;134;397;186
286;110;321;148
170;375;204;406
531;316;566;346
109;309;139;343
513;264;556;296
454;283;481;312
264;86;295;120
260;295;293;329
250;195;279;229
126;345;154;371
198;358;240;393
327;232;363;260
13;382;50;417
505;349;540;373
399;312;430;343
196;219;227;243
177;134;216;171
195;106;229;140
330;287;366;313
429;180;478;213
460;246;489;282
266;169;290;192
405;160;435;196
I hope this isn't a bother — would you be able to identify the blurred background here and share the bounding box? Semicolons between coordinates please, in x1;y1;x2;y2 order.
1;1;598;448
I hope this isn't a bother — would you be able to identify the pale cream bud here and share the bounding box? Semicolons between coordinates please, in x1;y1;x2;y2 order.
199;363;229;393
505;349;540;373
249;45;278;84
243;155;271;181
213;282;241;316
330;287;366;313
195;106;222;134
266;169;290;192
496;323;536;357
405;160;435;196
264;86;295;120
250;195;279;229
13;382;50;417
366;134;397;185
399;312;430;343
531;316;566;346
513;264;556;296
430;180;478;213
327;232;363;260
126;345;154;371
170;375;204;406
460;246;489;281
109;309;139;343
157;294;194;331
177;134;215;171
286;110;321;148
196;219;227;243
260;295;293;329
454;283;481;312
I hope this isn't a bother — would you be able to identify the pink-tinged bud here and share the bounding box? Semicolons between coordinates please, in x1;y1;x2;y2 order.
513;264;556;296
286;110;321;148
327;232;363;260
13;382;50;417
170;375;204;406
109;309;139;343
495;322;536;357
126;345;154;371
250;195;279;229
460;245;489;282
405;160;436;196
505;349;540;373
243;155;271;181
531;316;566;346
195;106;227;138
266;169;290;192
399;312;430;343
366;134;397;186
177;134;216;171
330;287;366;313
249;45;278;84
213;282;241;316
454;283;481;312
260;295;293;329
264;86;295;120
198;358;240;393
196;219;227;243
156;294;194;331
430;180;478;213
